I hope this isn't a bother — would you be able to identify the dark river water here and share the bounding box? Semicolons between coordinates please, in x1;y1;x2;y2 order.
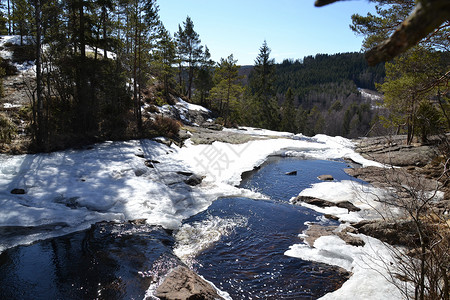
0;158;358;299
181;158;357;299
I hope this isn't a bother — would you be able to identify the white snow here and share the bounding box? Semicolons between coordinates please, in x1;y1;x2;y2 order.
285;234;406;300
0;124;402;299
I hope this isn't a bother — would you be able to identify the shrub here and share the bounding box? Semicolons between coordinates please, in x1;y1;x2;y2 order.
0;113;16;144
147;115;180;140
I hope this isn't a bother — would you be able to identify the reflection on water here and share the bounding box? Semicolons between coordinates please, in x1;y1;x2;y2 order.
0;222;177;299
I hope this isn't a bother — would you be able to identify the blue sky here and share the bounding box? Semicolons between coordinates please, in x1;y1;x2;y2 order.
158;0;377;66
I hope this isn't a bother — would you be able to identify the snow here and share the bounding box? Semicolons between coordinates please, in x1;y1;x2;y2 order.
285;234;406;300
176;98;211;113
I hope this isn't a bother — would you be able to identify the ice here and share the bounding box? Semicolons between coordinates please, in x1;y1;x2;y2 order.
285;234;406;300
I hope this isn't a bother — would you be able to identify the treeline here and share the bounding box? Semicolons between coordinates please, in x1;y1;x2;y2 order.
218;50;384;138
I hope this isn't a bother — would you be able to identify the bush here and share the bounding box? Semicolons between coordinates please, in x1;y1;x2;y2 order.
0;113;16;144
147;115;180;140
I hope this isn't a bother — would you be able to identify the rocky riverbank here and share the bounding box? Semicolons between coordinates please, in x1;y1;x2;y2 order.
298;134;449;250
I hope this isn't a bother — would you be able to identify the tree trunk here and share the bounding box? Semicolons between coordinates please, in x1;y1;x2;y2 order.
35;0;44;148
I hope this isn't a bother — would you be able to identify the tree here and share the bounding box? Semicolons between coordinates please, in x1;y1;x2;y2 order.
153;24;176;102
175;16;203;100
319;0;450;65
280;88;297;133
209;54;243;124
194;45;214;108
379;47;444;144
248;40;279;129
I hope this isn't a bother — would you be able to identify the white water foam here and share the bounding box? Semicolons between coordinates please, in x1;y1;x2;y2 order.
174;215;248;265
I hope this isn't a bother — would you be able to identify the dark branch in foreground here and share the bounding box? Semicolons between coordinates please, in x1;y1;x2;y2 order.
314;0;450;65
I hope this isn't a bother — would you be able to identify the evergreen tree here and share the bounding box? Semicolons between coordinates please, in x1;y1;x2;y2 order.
154;24;176;102
210;54;243;124
280;88;296;133
379;47;444;144
175;16;202;100
194;45;214;108
248;40;279;129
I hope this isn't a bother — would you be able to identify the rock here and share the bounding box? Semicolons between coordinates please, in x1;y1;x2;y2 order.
184;174;203;186
10;188;26;194
202;123;223;131
336;201;361;212
336;232;365;247
292;196;334;208
145;160;160;168
318;174;334;181
303;224;338;246
324;214;339;221
134;168;147;177
285;171;297;176
354;219;418;246
135;153;145;158
177;171;194;177
155;266;224;300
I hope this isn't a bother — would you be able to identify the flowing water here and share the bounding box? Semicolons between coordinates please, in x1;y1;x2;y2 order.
0;158;360;299
176;158;359;299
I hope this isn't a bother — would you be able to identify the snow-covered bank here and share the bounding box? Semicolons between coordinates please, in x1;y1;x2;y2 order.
285;234;405;300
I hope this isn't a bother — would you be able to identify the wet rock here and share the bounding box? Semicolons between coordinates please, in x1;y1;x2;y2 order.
10;188;25;194
303;224;338;246
285;171;297;176
184;174;203;186
292;196;333;208
155;266;224;300
324;214;339;221
318;174;333;181
336;201;361;212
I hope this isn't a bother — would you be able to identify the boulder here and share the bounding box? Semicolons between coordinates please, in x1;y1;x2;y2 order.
184;174;203;186
336;201;361;212
336;232;365;247
292;196;334;208
318;174;334;181
155;266;223;300
353;219;418;246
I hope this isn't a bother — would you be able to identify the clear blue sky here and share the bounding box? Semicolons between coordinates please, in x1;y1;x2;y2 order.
158;0;376;66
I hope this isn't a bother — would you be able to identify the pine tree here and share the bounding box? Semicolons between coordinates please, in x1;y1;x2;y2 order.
154;24;176;102
210;54;243;124
194;45;214;108
248;40;279;129
280;88;296;133
175;16;202;100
